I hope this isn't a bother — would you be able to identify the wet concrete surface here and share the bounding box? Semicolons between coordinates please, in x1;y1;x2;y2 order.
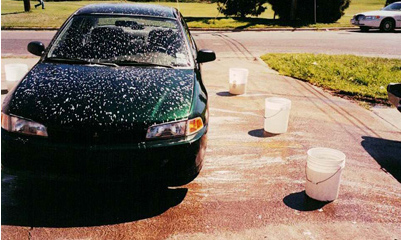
2;32;401;239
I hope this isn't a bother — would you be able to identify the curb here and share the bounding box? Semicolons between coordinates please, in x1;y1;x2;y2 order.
2;26;359;32
2;27;59;31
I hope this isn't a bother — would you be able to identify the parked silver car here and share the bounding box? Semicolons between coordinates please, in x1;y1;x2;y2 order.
351;1;401;32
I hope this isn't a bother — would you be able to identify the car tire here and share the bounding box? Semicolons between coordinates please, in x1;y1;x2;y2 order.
360;26;370;32
380;18;395;32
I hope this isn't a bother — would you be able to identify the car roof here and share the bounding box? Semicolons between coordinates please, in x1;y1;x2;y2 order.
74;3;178;19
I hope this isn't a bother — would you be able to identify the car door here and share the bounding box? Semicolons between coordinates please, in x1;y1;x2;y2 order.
396;13;401;27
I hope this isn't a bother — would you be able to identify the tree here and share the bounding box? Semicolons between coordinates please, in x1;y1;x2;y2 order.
217;0;268;18
268;0;351;23
23;0;31;12
268;0;292;21
385;0;398;6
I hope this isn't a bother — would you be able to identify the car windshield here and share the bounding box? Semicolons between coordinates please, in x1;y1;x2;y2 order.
383;3;401;11
47;15;192;68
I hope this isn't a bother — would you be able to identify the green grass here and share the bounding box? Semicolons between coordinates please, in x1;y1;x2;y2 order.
1;0;386;29
261;53;401;103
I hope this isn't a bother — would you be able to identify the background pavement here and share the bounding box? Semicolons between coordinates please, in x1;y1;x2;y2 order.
2;30;401;58
1;31;401;239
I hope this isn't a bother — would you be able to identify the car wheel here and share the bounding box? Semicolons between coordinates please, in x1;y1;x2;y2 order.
360;26;370;32
380;18;395;32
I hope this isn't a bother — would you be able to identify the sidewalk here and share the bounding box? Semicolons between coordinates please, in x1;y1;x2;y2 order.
198;57;401;238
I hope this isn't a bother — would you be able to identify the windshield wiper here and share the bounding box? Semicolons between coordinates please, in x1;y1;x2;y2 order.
46;57;119;67
110;60;175;69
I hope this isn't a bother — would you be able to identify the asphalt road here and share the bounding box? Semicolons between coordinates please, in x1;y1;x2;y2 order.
2;30;401;58
2;31;401;239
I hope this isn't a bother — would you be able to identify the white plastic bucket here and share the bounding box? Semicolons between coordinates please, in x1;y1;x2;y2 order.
229;68;248;95
264;97;291;134
305;147;346;202
5;64;29;90
5;64;28;81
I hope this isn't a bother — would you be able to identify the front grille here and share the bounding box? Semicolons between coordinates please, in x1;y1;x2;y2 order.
48;127;147;145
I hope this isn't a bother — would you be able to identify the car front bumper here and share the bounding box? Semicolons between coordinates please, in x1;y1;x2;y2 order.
1;128;207;183
351;18;382;28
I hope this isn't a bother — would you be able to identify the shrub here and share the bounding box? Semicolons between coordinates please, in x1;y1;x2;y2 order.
217;0;268;18
385;0;398;6
268;0;351;23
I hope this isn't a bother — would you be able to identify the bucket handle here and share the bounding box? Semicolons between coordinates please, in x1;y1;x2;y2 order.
265;108;284;119
305;166;342;185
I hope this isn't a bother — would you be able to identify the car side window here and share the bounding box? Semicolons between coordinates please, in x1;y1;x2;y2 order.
179;14;197;56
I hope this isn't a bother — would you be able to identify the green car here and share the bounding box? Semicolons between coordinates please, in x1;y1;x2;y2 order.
1;3;216;185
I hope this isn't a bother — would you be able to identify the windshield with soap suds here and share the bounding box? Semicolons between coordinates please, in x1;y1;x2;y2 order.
47;15;192;68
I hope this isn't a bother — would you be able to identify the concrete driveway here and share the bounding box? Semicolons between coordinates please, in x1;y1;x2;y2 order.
1;36;401;239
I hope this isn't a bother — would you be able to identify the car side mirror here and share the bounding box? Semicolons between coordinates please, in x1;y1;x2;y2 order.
28;41;45;56
197;49;216;63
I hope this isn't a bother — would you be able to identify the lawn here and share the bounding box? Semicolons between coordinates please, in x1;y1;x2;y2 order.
1;0;386;29
261;53;401;104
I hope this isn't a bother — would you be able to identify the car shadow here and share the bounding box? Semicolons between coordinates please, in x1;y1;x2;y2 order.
1;173;187;228
361;136;401;183
248;129;279;138
348;30;401;34
283;191;331;211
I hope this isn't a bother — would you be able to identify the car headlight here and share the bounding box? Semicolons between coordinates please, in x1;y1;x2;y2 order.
1;113;48;137
365;16;380;20
146;117;204;140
